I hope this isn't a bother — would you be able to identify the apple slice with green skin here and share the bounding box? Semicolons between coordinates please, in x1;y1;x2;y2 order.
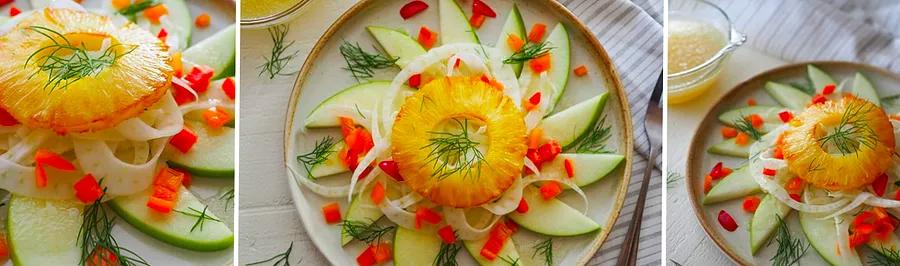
463;237;521;266
542;93;608;150
495;4;526;77
707;138;753;158
439;0;478;44
183;24;235;80
97;0;194;51
304;81;415;128
8;195;83;265
183;78;235;127
800;211;863;266
521;23;571;113
109;187;233;251
367;26;426;69
541;153;624;188
808;65;837;93
749;194;792;254
765;81;811;110
507;186;600;236
393;226;442;266
703;165;761;204
305;141;348;179
718;105;783;133
868;232;900;257
851;72;880;105
168;121;235;178
340;188;384;245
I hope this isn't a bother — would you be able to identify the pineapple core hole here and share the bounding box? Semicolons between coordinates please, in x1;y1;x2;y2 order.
814;118;871;154
425;117;489;178
30;32;131;77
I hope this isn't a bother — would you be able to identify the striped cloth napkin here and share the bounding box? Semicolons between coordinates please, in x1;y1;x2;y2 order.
560;0;662;265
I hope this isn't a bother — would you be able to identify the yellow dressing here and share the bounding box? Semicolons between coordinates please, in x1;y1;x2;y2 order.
667;18;726;104
241;0;303;20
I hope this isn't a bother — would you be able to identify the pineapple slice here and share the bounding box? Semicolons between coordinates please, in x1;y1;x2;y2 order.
391;77;527;208
0;9;171;133
781;96;894;191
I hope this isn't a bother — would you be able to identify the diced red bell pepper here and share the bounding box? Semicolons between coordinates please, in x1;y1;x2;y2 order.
703;175;713;194
470;13;486;29
378;160;404;182
894;189;900;200
529;53;552;73
8;5;19;17
472;0;496;17
0;233;7;262
778;111;793;123
356;244;377;266
526;148;543;165
539;181;562;200
415;207;442;229
399;0;428;20
537;140;561;162
147;168;184;213
172;80;197;105
339;118;374;171
372;243;392;264
849;232;870;249
34;149;76;188
747;98;757;106
811;94;827;105
203;107;231;129
516;198;529;213
480;221;515;261
184;65;215;93
564;158;575;178
87;246;118;266
408;74;422;88
873;174;888;197
785;177;804;193
718;210;738;232
437;225;456;244
370;181;385;205
74;174;104;204
175;168;192;187
417;26;438;50
742;196;761;213
721;127;738;138
822;83;836;95
708;162;725;180
529;92;542;106
773;145;785;160
762;168;777;176
721;167;733;177
789;193;802;202
321;202;342;224
147;197;176;213
0;0;12;6
0;108;18;126
222;77;236;100
157;28;168;42
169;126;198;153
528;23;546;43
574;65;588;77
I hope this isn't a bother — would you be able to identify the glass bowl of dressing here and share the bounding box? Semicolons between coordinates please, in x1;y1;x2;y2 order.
667;0;745;104
240;0;311;28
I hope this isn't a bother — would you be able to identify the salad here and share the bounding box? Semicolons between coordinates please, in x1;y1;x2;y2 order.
0;0;234;264
702;64;900;264
291;0;625;265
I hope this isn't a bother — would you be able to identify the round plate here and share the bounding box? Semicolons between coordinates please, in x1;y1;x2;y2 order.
1;0;235;265
282;0;633;265
686;61;900;265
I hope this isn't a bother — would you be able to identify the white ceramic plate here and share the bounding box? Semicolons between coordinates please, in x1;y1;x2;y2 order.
283;0;633;265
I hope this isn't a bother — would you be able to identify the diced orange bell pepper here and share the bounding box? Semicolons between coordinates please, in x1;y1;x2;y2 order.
703;175;713;193
370;181;385;205
748;114;764;128
143;4;168;24
720;127;738;138
742;196;761;213
414;207;442;229
564;158;575;178
527;128;543;149
539;181;562;200
170;52;184;77
574;65;588;77
735;132;749;146
507;34;525;52
470;14;486;28
112;0;131;10
34;149;76;188
417;26;438;50
527;23;546;42
746;98;757;106
529;53;552;73
147;197;176;213
203;107;232;129
195;13;211;28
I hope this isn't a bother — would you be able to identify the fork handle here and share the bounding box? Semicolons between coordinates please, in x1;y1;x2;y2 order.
616;146;658;266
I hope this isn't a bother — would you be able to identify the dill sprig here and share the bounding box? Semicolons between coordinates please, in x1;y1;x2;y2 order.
26;26;135;92
532;238;553;266
574;116;613;153
340;220;395;244
78;185;149;266
220;188;235;210
504;41;552;65
117;0;158;22
174;206;222;232
732;116;762;141
258;25;299;79
817;100;878;155
768;215;809;266
499;256;522;266
247;242;295;266
433;231;462;266
339;41;398;81
666;171;684;188
868;247;900;265
423;119;486;180
296;136;339;179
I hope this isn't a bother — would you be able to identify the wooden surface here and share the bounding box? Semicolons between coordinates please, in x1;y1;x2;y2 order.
238;0;662;265
665;47;786;265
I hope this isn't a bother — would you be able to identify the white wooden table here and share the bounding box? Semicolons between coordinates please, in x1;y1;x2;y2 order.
239;0;661;265
665;48;786;265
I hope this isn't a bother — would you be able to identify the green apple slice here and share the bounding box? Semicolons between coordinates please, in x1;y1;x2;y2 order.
98;0;193;51
521;23;571;113
541;153;624;188
507;186;600;236
304;81;414;128
168;121;235;178
109;187;233;251
8;195;83;265
463;237;521;266
800;211;863;266
718;105;783;133
495;4;526;77
868;231;900;257
542;93;608;150
367;26;426;68
341;189;384;245
183;24;235;80
439;0;478;44
306;141;348;179
393;226;442;266
765;81;811;110
0;16;9;25
851;72;880;105
707;138;752;158
808;64;836;93
703;165;761;205
749;194;791;254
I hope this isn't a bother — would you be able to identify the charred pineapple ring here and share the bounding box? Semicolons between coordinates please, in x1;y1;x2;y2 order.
0;9;171;133
391;77;527;208
780;96;894;191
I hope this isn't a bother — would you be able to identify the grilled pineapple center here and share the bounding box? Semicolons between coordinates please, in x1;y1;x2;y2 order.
391;77;527;208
